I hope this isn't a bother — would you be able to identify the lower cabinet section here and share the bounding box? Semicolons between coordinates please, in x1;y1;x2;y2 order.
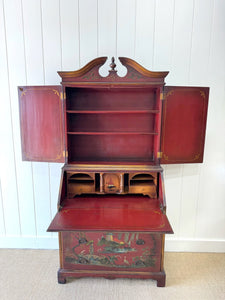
58;231;166;286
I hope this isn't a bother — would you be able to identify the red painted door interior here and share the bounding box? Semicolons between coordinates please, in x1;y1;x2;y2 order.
18;86;65;163
160;86;209;164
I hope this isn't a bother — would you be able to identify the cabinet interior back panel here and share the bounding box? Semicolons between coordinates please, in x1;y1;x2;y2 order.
66;87;157;111
68;134;154;163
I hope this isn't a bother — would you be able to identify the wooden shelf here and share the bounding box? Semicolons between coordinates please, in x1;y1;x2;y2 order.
66;110;160;114
68;179;94;183
67;131;158;135
130;180;155;186
68;177;94;181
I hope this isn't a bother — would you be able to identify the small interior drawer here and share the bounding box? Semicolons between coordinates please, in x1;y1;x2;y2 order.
102;173;122;193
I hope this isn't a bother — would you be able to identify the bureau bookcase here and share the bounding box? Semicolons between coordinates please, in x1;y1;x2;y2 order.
18;57;209;287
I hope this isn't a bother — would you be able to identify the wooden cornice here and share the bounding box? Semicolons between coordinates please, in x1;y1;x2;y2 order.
57;56;169;84
119;57;169;78
57;57;107;79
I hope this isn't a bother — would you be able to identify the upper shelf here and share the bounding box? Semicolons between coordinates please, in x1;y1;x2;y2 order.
57;57;169;85
66;110;160;114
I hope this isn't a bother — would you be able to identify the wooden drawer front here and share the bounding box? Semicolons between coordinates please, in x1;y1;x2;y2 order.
129;184;157;198
67;183;95;197
102;173;122;193
61;231;162;272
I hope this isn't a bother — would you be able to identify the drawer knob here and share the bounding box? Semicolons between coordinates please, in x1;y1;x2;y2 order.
136;239;145;245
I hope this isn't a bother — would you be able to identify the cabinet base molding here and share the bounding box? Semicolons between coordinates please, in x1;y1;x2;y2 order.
58;268;166;287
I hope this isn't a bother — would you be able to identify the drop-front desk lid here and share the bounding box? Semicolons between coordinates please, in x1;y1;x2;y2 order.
47;195;173;233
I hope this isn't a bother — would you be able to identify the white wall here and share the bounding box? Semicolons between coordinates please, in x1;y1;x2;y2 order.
0;0;224;252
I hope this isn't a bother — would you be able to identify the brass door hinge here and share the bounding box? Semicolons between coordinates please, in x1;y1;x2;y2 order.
157;152;162;158
63;150;68;158
160;92;164;101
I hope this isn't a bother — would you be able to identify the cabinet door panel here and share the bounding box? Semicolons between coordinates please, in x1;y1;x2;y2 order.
18;86;65;162
161;86;209;164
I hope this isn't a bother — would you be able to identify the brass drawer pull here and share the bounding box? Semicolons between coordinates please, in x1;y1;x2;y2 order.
108;184;116;189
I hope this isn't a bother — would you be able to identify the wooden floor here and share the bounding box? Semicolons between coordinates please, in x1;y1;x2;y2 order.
0;249;224;300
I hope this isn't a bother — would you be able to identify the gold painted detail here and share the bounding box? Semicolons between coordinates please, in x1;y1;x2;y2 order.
193;154;200;160
163;154;169;161
162;153;200;162
160;92;163;101
200;90;206;99
21;89;27;97
165;90;174;98
52;89;60;97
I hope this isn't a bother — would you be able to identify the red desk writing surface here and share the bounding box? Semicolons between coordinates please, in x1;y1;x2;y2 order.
161;86;209;164
18;86;65;163
47;195;173;234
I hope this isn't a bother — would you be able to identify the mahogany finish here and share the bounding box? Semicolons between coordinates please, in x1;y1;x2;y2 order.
18;56;209;287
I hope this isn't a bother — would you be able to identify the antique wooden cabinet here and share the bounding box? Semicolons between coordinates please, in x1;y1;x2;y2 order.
18;57;209;287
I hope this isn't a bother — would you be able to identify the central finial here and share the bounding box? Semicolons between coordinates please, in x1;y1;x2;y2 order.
109;57;116;71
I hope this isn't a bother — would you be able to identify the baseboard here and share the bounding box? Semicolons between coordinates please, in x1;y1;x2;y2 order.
0;236;224;252
0;236;59;249
165;238;225;253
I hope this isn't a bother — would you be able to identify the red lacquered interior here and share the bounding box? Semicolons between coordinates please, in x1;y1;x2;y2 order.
48;195;173;233
66;87;158;111
67;112;156;133
67;134;155;162
65;87;161;164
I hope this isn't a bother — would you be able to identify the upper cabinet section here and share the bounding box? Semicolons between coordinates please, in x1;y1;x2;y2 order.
18;86;65;163
58;57;169;86
18;57;209;166
60;57;167;164
160;86;209;164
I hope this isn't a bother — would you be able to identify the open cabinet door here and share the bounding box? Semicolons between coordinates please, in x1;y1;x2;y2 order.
161;86;209;164
18;86;65;163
